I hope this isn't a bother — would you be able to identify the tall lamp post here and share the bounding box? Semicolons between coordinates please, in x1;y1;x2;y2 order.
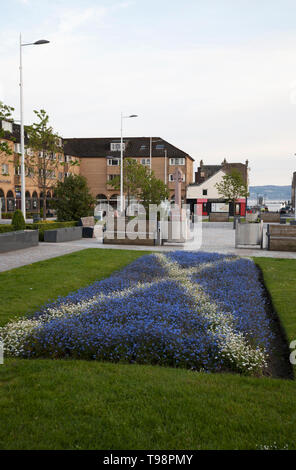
120;113;138;213
19;34;50;219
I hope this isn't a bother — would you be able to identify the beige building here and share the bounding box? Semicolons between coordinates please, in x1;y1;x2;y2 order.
64;137;194;205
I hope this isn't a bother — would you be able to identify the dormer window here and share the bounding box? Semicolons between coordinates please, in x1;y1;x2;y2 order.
155;144;165;150
110;142;125;152
1;120;13;133
140;144;147;151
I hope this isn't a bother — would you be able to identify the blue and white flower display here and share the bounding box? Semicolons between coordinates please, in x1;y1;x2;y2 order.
0;252;273;375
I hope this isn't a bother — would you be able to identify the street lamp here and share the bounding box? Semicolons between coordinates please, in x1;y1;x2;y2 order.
19;34;50;219
120;113;138;213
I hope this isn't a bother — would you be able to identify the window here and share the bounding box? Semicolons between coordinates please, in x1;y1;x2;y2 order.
169;173;185;182
14;166;21;175
107;158;120;166
110;142;125;152
26;167;34;177
202;189;208;196
1;164;9;176
169;157;185;166
59;155;63;162
141;158;150;166
200;171;205;177
58;172;63;180
107;174;117;181
156;144;165;150
65;155;72;162
26;148;34;156
14;143;21;154
1;120;13;133
140;144;147;151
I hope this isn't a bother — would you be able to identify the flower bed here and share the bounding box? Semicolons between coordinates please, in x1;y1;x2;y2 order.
0;252;273;375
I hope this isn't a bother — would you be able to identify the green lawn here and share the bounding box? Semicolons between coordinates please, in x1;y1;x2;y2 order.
0;250;295;450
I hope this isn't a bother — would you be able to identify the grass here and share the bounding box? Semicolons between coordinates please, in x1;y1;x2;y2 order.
0;250;295;449
0;248;151;327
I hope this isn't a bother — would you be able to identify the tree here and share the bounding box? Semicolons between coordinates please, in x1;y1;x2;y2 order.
215;169;249;220
107;158;147;206
107;158;169;215
0;101;15;157
52;174;95;221
11;209;26;231
140;172;169;214
25;109;78;220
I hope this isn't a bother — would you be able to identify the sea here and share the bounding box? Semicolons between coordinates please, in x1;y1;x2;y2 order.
248;200;287;212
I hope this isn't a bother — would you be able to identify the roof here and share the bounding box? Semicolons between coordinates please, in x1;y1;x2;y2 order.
63;137;194;161
195;162;248;186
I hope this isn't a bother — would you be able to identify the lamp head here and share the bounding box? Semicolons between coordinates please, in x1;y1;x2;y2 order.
34;40;50;45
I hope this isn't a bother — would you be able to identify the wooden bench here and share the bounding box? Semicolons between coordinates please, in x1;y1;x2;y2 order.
260;213;280;223
267;224;296;251
209;213;229;222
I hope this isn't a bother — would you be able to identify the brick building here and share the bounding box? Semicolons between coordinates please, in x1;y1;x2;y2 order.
187;158;249;216
63;137;194;205
0;119;80;214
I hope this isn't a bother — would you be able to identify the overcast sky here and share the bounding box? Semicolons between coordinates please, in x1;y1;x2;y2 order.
1;0;296;185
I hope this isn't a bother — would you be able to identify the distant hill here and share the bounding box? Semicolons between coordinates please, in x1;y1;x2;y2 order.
249;185;291;201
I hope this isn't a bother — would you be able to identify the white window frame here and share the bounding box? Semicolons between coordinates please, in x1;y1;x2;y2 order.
169;173;185;182
2;120;13;133
1;163;9;176
110;142;125;152
107;158;120;166
14;166;21;176
169;157;185;166
14;143;21;154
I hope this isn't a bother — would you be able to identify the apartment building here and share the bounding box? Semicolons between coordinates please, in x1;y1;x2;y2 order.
0;120;80;214
187;158;249;216
63;137;194;205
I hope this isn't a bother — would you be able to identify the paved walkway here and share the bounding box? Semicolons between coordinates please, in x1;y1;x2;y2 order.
1;222;296;272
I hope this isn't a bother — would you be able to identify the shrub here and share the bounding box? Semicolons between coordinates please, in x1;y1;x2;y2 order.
0;225;17;234
26;221;77;241
11;210;26;231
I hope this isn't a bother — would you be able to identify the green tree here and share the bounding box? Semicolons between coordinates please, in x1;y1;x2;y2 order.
140;172;169;214
107;158;147;206
215;169;249;219
26;109;78;220
52;174;95;221
11;209;26;231
107;158;169;214
0;101;15;157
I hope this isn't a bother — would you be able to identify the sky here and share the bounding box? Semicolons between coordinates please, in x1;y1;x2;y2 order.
1;0;296;186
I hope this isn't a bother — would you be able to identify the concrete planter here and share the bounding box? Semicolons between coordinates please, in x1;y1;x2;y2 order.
44;226;82;243
0;230;39;253
235;222;263;248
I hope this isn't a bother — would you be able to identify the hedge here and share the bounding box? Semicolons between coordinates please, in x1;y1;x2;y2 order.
0;225;17;234
25;221;77;241
0;221;77;240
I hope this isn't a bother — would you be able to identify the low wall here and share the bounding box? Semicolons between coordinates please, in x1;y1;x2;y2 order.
209;213;229;222
0;230;39;253
267;224;296;251
260;213;280;223
44;227;82;243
